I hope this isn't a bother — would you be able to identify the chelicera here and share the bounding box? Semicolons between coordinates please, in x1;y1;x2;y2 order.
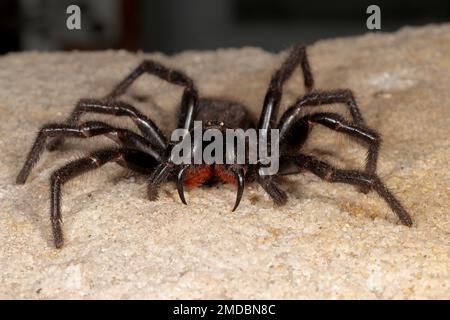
16;44;413;248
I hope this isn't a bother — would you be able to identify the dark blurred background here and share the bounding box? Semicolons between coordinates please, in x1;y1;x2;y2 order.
1;0;449;54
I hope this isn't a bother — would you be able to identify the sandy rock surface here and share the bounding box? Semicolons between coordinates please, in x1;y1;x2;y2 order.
0;24;449;299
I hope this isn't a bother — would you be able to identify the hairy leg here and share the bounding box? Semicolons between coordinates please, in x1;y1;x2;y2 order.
17;121;161;184
46;99;167;151
284;89;366;126
294;154;413;226
146;162;174;201
258;43;314;131
278;112;380;193
258;174;288;206
50;148;154;248
105;59;199;130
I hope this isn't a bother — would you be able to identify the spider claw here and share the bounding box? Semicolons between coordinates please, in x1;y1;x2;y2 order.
232;168;245;212
177;166;188;205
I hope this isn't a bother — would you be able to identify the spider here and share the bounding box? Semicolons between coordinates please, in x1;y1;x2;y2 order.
16;44;413;248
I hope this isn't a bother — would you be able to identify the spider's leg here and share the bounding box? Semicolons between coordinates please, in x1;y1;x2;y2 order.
257;175;288;206
16;121;162;184
286;89;366;126
278;112;380;193
259;43;314;131
293;154;413;227
50;148;153;248
146;162;174;201
46;99;167;151
105;59;199;130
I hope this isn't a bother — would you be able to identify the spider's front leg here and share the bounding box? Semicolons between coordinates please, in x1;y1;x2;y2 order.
258;43;314;131
293;154;413;226
49;59;200;151
255;43;315;204
105;59;199;130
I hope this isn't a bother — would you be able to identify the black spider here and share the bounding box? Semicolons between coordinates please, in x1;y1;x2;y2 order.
16;44;413;248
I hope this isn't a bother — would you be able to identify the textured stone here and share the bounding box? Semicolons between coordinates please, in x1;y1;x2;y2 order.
0;24;449;299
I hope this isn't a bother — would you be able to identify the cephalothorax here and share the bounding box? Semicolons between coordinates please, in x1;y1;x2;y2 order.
17;44;413;248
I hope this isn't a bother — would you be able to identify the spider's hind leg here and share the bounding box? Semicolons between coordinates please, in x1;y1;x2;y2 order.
46;99;167;152
278;111;381;194
50;148;156;248
16;121;162;184
294;154;413;227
